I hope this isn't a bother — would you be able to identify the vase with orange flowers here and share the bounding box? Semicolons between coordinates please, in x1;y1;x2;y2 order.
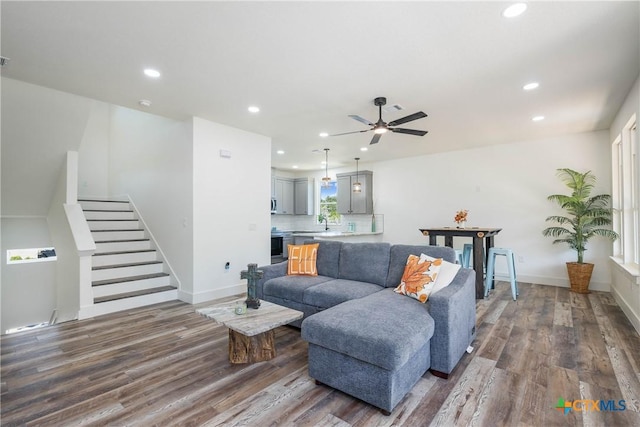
454;209;468;228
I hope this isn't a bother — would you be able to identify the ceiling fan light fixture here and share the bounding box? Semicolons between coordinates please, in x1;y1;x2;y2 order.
374;126;388;134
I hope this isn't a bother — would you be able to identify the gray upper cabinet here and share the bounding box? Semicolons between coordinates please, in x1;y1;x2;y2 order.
294;178;314;215
271;176;276;198
337;170;373;214
274;177;294;214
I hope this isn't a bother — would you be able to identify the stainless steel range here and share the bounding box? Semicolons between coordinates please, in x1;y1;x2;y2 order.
270;231;292;263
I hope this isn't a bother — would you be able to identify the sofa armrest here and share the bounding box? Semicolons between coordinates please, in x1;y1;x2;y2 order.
427;267;476;376
255;261;288;299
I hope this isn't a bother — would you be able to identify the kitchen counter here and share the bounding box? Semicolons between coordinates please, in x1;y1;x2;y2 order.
290;230;384;243
291;231;382;237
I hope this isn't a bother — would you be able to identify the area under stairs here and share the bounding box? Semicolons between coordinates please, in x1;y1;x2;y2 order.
80;199;178;315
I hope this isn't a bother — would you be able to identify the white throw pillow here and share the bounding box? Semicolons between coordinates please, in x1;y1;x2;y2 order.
420;253;461;295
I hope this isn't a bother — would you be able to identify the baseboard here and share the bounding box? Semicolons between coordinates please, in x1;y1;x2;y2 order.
513;273;610;292
179;283;246;304
610;285;640;335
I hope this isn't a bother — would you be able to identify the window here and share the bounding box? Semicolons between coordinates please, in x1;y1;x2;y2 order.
611;114;639;266
6;247;57;264
319;181;340;224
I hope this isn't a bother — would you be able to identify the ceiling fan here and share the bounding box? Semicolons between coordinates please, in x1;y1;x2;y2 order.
331;97;428;145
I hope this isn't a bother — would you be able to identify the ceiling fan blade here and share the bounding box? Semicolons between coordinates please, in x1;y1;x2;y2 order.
388;111;427;126
349;115;375;126
330;129;371;137
390;128;428;136
370;133;382;145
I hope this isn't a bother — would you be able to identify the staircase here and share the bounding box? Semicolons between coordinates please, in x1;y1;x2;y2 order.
80;199;178;315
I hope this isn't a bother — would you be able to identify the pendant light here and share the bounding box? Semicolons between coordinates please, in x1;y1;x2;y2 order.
321;148;331;187
352;157;362;193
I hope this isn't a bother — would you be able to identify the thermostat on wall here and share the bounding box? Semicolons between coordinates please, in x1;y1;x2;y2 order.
219;149;232;158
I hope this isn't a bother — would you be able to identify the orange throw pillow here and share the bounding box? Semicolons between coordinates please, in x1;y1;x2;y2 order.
287;243;319;276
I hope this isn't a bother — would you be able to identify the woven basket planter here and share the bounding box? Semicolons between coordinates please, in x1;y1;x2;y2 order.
566;262;594;294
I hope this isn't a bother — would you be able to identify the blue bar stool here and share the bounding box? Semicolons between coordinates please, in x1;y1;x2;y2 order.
462;243;485;269
461;244;472;268
484;247;518;300
454;249;464;265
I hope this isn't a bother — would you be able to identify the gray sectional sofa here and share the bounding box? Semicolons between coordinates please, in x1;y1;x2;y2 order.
255;240;476;414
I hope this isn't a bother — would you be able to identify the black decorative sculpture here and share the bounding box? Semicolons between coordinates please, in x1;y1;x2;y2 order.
241;263;263;309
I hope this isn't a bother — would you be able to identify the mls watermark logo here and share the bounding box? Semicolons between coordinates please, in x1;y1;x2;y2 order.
555;397;626;414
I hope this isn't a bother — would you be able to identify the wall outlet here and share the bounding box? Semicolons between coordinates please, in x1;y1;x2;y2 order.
518;255;525;263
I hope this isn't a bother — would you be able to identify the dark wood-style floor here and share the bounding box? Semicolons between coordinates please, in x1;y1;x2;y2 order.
2;282;640;426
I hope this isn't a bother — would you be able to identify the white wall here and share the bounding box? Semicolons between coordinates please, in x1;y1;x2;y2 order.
0;217;56;332
1;77;92;216
192;117;271;303
78;101;110;199
109;106;194;292
371;130;613;290
46;155;81;325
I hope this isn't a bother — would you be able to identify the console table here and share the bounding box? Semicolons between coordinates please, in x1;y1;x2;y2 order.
419;227;502;299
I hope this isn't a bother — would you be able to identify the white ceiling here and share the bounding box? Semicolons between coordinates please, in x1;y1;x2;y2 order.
2;1;638;172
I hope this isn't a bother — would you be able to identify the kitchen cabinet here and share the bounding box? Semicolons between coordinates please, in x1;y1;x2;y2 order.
337;170;373;214
271;176;276;198
294;178;314;215
274;177;294;214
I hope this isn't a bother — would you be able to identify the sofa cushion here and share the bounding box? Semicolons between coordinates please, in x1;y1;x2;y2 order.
394;254;442;303
287;243;319;276
305;240;343;279
386;244;456;288
302;288;435;371
302;279;384;309
337;242;391;287
263;275;334;302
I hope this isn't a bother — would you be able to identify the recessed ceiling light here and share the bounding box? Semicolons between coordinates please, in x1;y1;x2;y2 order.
144;68;161;78
502;3;527;18
248;106;260;113
523;82;539;91
276;150;285;155
319;132;329;138
138;99;152;107
321;161;327;165
532;115;545;122
292;165;299;169
360;147;368;152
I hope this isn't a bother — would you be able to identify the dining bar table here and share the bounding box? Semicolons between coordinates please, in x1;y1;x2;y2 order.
418;227;502;299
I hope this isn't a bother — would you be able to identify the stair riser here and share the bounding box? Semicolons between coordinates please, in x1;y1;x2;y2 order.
88;220;140;231
92;263;164;281
92;276;171;298
81;290;178;319
80;201;131;211
92;251;157;267
83;211;136;220
95;240;151;253
92;230;145;241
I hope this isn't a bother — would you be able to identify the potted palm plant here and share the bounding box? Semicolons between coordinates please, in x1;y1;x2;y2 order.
542;168;618;293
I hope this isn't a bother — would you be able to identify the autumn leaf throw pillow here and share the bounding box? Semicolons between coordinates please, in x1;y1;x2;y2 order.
394;254;442;303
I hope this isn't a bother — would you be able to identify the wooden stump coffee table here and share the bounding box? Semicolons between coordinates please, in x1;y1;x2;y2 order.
197;299;303;364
